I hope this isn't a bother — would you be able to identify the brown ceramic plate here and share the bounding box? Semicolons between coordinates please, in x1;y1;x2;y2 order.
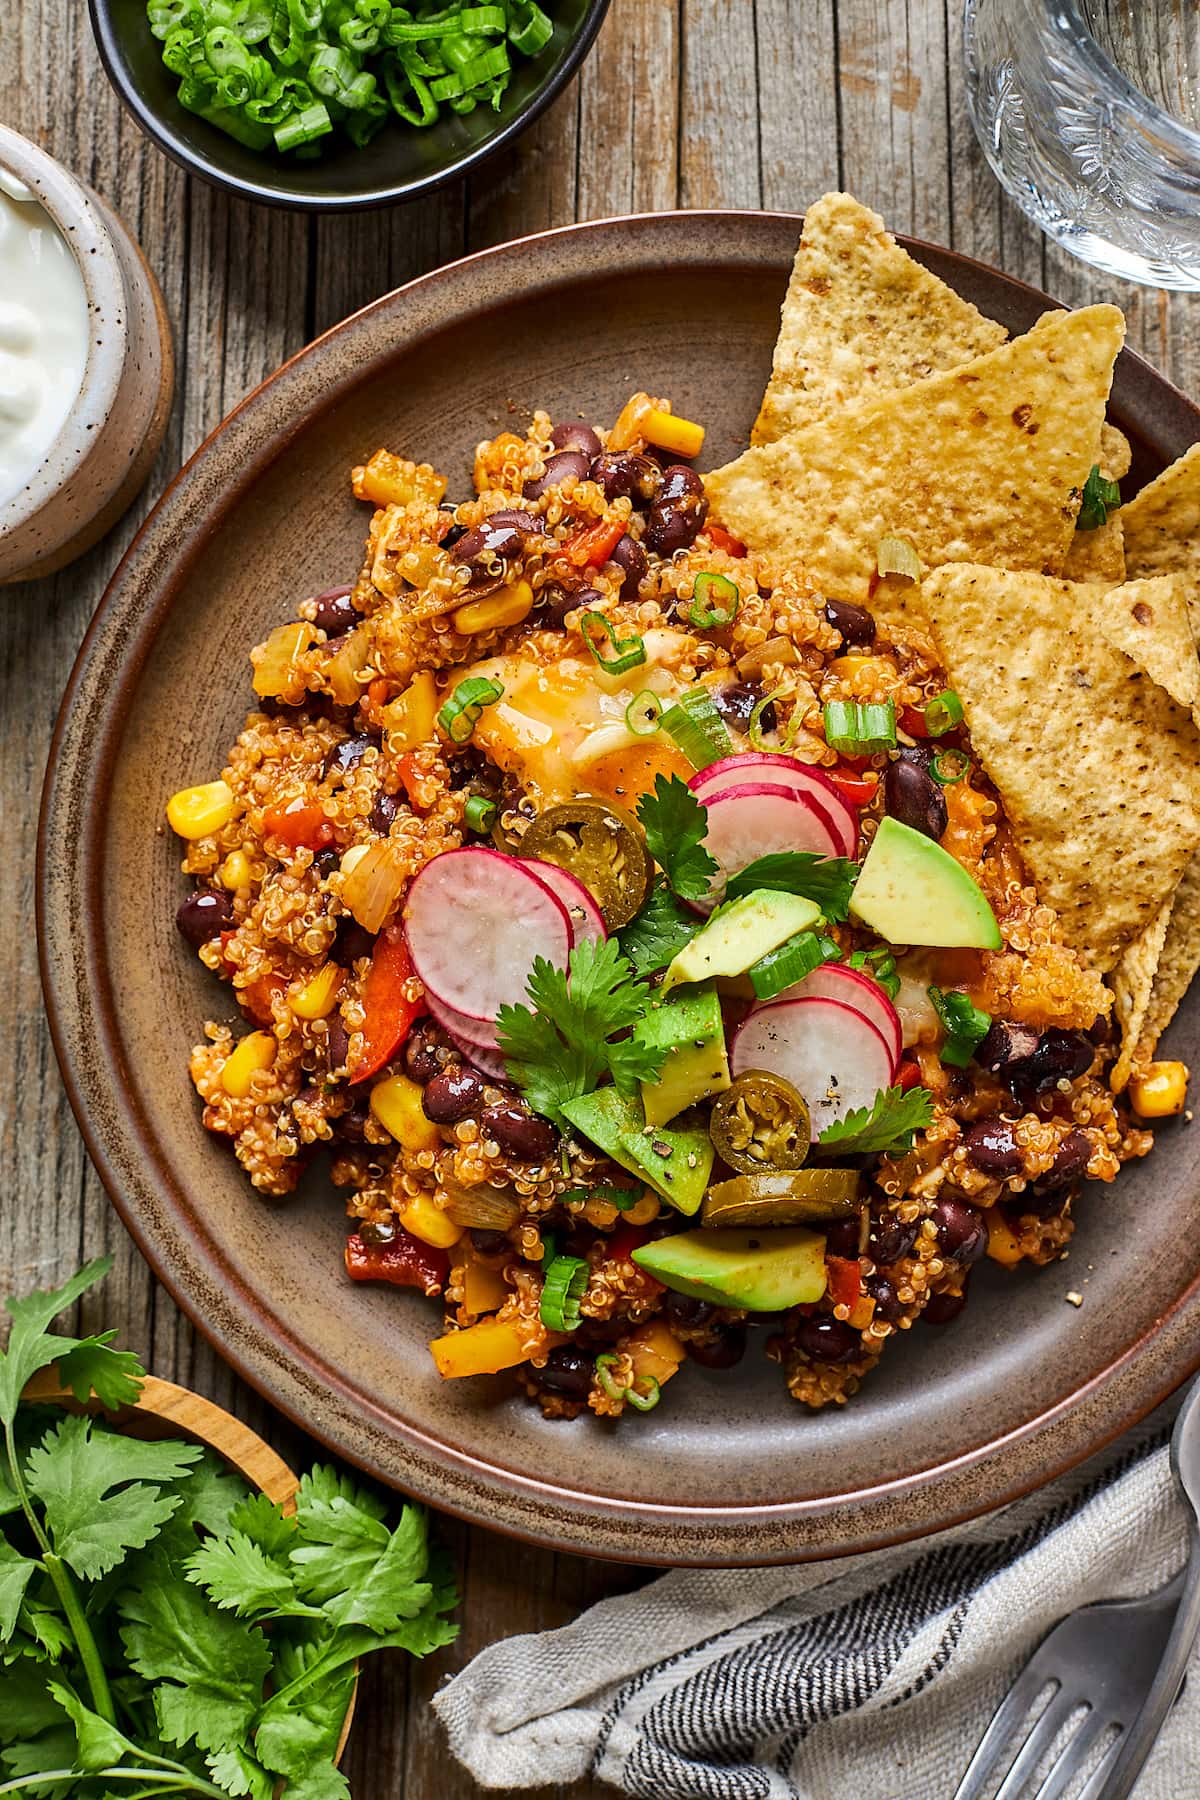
39;211;1200;1567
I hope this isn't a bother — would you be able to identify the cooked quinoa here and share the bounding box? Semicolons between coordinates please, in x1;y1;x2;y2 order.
167;393;1155;1421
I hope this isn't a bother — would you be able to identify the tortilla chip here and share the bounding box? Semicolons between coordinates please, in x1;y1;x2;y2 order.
920;563;1200;972
1062;515;1126;585
751;193;1007;445
1110;900;1172;1091
1100;422;1132;481
1086;574;1200;711
705;306;1125;604
1139;854;1200;1058
1122;442;1200;579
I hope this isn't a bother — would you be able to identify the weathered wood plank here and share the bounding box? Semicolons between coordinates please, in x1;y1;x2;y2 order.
679;0;761;208
755;0;841;208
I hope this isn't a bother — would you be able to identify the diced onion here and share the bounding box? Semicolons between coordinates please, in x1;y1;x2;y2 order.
736;636;798;679
876;535;923;582
325;622;374;705
341;838;409;933
442;1180;521;1231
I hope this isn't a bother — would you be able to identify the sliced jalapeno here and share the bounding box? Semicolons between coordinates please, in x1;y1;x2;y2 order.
709;1070;812;1175
519;798;653;930
701;1168;862;1228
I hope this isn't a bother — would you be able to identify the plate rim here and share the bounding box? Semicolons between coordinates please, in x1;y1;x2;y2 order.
38;208;1200;1565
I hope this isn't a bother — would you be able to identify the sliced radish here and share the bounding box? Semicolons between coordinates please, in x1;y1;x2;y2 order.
448;1030;510;1083
696;782;845;913
405;846;572;1023
781;963;902;1072
424;988;502;1053
691;753;859;858
732;996;894;1139
524;860;607;945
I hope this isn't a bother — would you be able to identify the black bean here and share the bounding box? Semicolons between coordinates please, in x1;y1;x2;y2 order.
537;1347;596;1400
1003;1028;1095;1104
825;1217;865;1259
550;421;603;459
175;888;233;949
370;790;399;834
824;598;876;646
524;452;592;500
931;1196;988;1264
868;1215;918;1266
884;757;948;841
402;1021;443;1085
423;1065;486;1124
609;534;648;597
923;1284;969;1325
536;584;576;629
310;586;356;636
481;1099;557;1162
1038;1129;1092;1192
333;917;376;967
471;1227;510;1255
323;734;373;781
792;1316;861;1363
863;1273;903;1323
977;1019;1041;1073
712;681;771;733
441;522;467;550
663;1292;715;1329
588;451;662;505
686;1326;747;1369
452;514;535;573
644;465;708;556
961;1116;1024;1178
325;1014;350;1074
334;1099;369;1142
312;847;339;879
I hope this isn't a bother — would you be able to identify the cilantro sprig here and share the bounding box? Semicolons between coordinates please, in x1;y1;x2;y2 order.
617;880;701;976
723;851;858;920
635;775;719;903
496;937;667;1129
816;1085;934;1157
0;1258;457;1799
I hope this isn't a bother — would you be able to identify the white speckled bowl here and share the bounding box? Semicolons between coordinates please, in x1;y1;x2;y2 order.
0;125;173;584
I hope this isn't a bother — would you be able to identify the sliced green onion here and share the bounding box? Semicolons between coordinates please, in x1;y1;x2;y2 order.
928;986;991;1068
560;1184;642;1212
539;1254;589;1332
688;570;741;629
931;747;970;786
660;686;733;770
273;100;333;149
509;0;553;54
924;689;963;737
749;929;839;1001
464;794;496;834
822;698;896;755
625;1377;662;1413
625;691;662;737
595;1352;626;1402
437;675;504;745
579;610;647;676
538;1230;558;1269
1078;464;1122;531
877;535;923;581
848;946;900;1001
748;687;783;751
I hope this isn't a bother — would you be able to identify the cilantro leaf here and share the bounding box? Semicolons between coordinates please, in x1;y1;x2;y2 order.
208;1744;275;1800
291;1492;432;1632
816;1085;934;1157
46;1680;140;1771
254;1710;350;1798
617;880;700;975
723;851;858;920
0;1664;65;1746
0;1538;38;1643
636;775;719;902
228;1490;299;1558
184;1531;297;1619
497;939;664;1128
170;1448;251;1538
55;1335;144;1414
24;1413;201;1580
0;1727;77;1792
0;1257;144;1428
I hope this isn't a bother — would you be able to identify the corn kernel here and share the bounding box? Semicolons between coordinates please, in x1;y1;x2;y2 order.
166;780;233;841
399;1188;463;1249
984;1207;1024;1267
1129;1060;1189;1118
352;449;446;509
370;1072;442;1153
835;655;878;680
452;579;534;637
221;1030;276;1097
383;669;439;753
292;963;343;1020
642;406;706;460
219;849;253;890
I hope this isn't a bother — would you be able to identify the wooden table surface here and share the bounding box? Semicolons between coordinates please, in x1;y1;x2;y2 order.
4;3;1200;1795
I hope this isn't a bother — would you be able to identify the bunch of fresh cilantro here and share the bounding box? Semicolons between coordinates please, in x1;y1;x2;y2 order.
0;1258;457;1799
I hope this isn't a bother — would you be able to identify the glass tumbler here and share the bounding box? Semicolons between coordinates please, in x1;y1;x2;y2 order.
963;0;1200;290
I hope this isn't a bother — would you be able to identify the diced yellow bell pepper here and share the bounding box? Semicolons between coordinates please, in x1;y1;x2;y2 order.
221;1030;276;1097
166;780;233;841
607;392;657;453
983;1207;1025;1267
641;406;706;460
383;669;439;753
847;1294;877;1330
370;1073;442;1152
625;1319;686;1389
252;622;316;701
292;963;343;1021
452;579;534;637
219;849;253;890
1129;1061;1189;1118
431;1316;531;1379
461;1249;509;1316
399;1188;463;1249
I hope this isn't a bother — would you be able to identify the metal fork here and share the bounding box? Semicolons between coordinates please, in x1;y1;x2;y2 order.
953;1374;1200;1800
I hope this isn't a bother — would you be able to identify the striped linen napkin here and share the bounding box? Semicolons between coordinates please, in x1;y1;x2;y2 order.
434;1402;1200;1798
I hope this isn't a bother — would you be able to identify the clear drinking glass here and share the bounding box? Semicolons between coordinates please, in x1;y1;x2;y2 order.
963;0;1200;289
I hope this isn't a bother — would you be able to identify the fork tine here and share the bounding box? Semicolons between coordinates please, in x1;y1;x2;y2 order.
1074;1727;1124;1800
993;1694;1087;1800
951;1668;1062;1800
1033;1714;1112;1800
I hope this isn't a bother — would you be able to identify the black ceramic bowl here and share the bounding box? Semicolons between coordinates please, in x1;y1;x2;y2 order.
88;0;610;211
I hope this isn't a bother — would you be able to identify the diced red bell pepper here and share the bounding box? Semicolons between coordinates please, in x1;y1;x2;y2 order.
828;768;878;805
899;705;931;739
394;752;424;809
897;1057;923;1092
348;923;422;1084
218;929;238;975
604;1220;664;1289
242;970;287;1025
263;798;335;852
564;518;626;568
826;1255;862;1309
345;1231;448;1296
707;522;747;557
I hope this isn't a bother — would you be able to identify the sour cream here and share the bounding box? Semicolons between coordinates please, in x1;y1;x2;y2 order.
0;167;90;510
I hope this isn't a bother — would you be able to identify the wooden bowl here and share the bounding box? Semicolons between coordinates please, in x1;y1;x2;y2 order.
38;210;1200;1566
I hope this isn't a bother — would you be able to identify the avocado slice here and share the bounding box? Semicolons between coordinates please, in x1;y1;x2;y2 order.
560;1087;714;1215
662;890;822;992
632;1226;827;1310
849;816;1001;950
635;986;731;1127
